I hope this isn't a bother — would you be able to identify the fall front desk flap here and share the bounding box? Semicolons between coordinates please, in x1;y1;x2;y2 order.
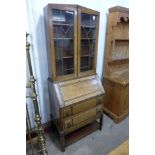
54;75;105;107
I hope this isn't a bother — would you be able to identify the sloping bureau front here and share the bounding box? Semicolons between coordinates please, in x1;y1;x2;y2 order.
54;75;104;107
48;75;105;132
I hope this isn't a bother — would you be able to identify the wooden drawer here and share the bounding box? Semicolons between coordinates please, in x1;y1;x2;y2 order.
62;104;102;130
73;98;97;114
61;96;103;119
73;107;96;125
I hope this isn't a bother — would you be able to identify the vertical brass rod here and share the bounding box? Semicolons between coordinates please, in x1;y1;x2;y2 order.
26;104;33;134
26;33;33;76
26;116;35;155
26;33;47;155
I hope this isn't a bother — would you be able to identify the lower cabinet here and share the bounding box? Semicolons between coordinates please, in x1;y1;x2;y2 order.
103;76;129;123
48;75;105;151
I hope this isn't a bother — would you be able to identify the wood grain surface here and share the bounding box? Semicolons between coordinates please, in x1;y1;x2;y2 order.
108;140;129;155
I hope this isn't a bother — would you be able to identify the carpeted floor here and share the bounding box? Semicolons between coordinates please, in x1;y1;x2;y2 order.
43;114;129;155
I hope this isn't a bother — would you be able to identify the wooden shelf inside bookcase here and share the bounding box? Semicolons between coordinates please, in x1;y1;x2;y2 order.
54;38;73;40
53;23;73;26
81;38;95;40
56;55;74;59
81;54;90;57
63;56;73;59
81;25;96;28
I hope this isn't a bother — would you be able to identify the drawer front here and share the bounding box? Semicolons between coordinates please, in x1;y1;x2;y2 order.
62;104;102;130
73;98;97;114
62;107;72;118
61;96;103;119
73;107;96;125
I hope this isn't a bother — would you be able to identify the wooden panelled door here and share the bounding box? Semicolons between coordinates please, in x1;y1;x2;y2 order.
77;6;99;77
49;4;77;81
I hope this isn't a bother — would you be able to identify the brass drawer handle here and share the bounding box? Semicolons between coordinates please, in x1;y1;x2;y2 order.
64;112;70;117
65;120;72;129
63;108;72;117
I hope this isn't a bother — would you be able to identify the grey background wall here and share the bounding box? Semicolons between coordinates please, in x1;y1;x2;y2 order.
26;0;129;125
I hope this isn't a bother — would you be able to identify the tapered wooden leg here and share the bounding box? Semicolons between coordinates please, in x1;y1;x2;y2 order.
99;113;103;131
59;131;65;152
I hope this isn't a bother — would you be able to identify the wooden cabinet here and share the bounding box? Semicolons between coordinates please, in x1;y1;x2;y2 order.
48;75;104;151
44;4;104;151
102;6;129;122
44;4;99;81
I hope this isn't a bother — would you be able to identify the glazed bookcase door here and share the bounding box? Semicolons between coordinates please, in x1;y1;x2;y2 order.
77;6;99;77
49;5;77;81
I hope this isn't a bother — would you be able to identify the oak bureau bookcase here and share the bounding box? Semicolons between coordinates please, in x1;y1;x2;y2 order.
44;4;105;151
103;6;129;123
